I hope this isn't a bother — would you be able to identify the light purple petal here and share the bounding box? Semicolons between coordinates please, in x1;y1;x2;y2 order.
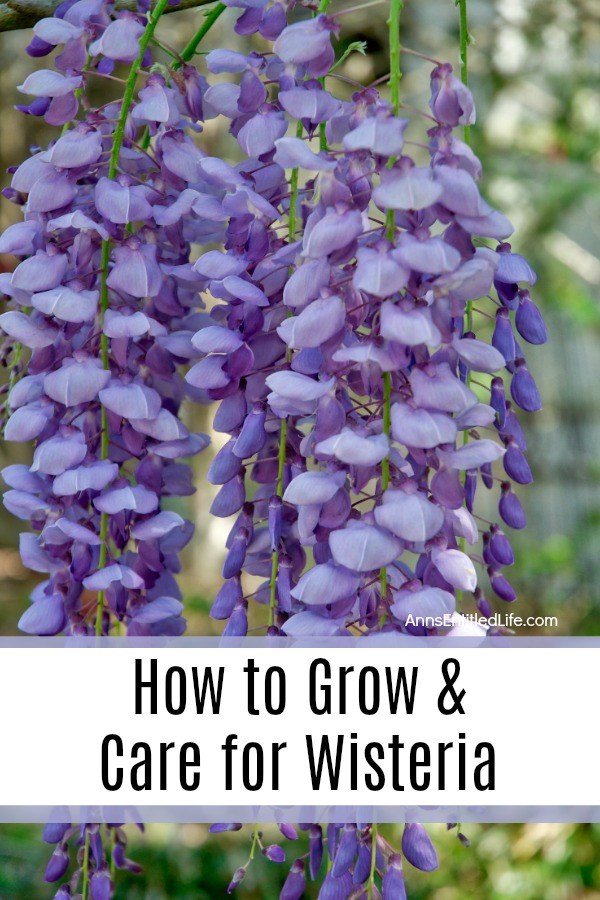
353;246;409;298
31;433;87;475
26;366;76;429
99;381;162;419
343;116;408;156
438;439;505;470
290;563;360;606
19;595;66;635
32;286;99;323
373;167;443;211
130;409;188;441
315;429;389;466
281;611;346;637
93;485;159;514
374;490;444;542
277;295;345;349
52;461;118;496
329;521;402;572
409;364;476;412
274;137;336;172
391;403;457;449
432;548;477;591
283;470;345;506
380;303;441;347
103;310;151;338
391;586;455;624
453;337;505;374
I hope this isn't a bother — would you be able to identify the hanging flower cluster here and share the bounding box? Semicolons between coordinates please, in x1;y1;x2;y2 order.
0;0;546;895
197;17;546;641
0;0;212;642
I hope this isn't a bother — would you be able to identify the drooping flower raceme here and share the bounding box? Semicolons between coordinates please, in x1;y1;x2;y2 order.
0;0;545;895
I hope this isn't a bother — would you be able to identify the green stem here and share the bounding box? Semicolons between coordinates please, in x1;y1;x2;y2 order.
180;1;226;64
379;0;402;625
3;342;22;437
367;823;378;899
94;0;170;634
109;828;117;882
249;825;260;861
456;0;471;146
268;120;302;627
457;0;471;613
81;829;91;900
317;0;332;149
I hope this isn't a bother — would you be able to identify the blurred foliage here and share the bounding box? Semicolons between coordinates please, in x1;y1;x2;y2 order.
3;822;600;897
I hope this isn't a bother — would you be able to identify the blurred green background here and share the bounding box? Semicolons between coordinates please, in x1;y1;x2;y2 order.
0;0;599;895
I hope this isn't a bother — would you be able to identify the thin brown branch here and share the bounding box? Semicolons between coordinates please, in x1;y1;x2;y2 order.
0;0;215;33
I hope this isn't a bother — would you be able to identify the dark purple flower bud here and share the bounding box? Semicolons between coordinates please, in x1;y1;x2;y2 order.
276;553;293;613
481;463;494;490
263;843;286;863
209;823;243;834
211;578;243;620
500;401;528;450
233;402;267;459
332;825;358;877
465;469;476;512
54;886;71;899
475;587;493;618
279;823;298;841
309;825;324;879
499;483;527;530
269;495;283;552
318;869;353;899
44;846;69;883
430;62;475;126
27;35;55;57
510;359;542;412
207;440;243;485
490;377;507;428
503;439;533;485
227;866;246;893
222;527;249;579
43;822;70;844
495;244;537;285
223;600;248;636
401;824;438;871
210;475;245;518
489;568;517;602
492;308;516;363
489;527;515;566
181;65;206;120
213;391;247;433
352;842;372;885
382;854;407;900
515;290;548;345
280;858;306;900
90;869;112;900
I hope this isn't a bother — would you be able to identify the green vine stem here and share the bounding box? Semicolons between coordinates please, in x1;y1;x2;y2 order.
179;1;226;64
81;828;91;900
269;0;331;626
456;0;471;146
367;822;379;898
95;0;227;635
268;120;301;627
379;0;403;623
456;0;472;611
94;0;170;636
